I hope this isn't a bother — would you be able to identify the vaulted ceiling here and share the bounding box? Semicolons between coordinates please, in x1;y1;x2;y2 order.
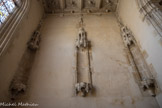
42;0;119;13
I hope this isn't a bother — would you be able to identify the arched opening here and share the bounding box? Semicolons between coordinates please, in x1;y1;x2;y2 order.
0;0;29;56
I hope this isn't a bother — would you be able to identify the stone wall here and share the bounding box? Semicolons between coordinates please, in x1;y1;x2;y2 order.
117;0;162;107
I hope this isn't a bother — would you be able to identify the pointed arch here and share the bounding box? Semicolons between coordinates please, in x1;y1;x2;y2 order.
0;0;30;56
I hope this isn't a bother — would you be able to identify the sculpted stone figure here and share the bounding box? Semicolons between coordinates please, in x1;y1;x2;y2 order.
76;27;88;48
121;26;136;47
